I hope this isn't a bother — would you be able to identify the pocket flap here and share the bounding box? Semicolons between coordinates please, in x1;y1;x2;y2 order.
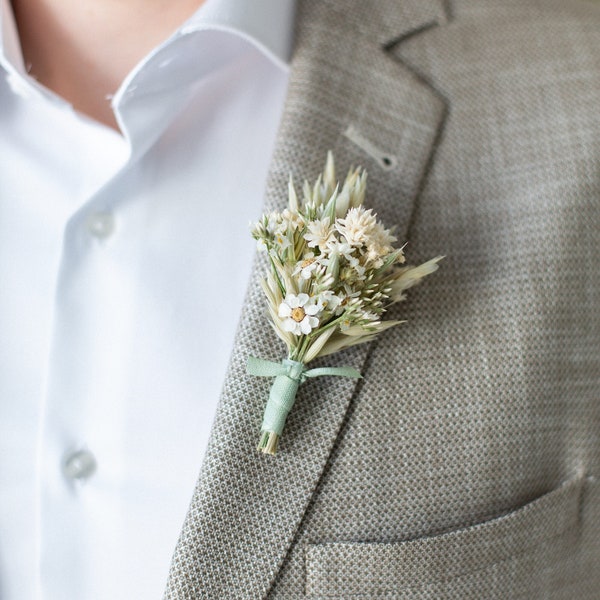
306;474;585;597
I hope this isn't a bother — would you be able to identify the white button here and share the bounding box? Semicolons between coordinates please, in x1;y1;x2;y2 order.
86;212;115;239
63;449;97;481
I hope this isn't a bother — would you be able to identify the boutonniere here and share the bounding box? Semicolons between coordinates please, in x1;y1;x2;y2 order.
248;153;442;455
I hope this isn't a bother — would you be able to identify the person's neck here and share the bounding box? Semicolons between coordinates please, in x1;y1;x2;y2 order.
11;0;205;130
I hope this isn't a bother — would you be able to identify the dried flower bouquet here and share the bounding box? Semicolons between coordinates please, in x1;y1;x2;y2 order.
248;153;442;455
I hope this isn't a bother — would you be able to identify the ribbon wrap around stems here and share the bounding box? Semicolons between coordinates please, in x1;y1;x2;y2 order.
247;356;362;454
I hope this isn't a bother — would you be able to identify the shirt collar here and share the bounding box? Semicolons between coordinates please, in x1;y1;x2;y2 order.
0;0;296;156
0;0;295;75
0;0;25;73
182;0;295;69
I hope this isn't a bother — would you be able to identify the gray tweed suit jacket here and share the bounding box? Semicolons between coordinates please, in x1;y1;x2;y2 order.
164;0;600;597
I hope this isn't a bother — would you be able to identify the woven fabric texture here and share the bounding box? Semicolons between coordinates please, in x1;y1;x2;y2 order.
164;0;600;598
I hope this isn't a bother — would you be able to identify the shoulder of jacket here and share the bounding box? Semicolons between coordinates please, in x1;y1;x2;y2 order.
452;0;600;28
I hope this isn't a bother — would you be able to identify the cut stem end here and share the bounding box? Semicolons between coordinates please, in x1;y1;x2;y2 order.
257;431;280;456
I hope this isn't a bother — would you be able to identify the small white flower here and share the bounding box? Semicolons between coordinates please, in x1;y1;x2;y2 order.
325;239;357;265
317;290;344;315
274;231;292;251
256;238;268;252
265;211;282;235
278;293;321;335
293;254;321;279
281;208;305;232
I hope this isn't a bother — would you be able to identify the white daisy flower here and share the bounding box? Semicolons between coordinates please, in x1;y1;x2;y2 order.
293;254;321;279
278;293;321;336
325;239;357;265
317;290;344;315
274;231;292;252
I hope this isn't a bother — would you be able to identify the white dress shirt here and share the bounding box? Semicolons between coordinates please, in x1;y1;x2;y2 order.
0;0;294;598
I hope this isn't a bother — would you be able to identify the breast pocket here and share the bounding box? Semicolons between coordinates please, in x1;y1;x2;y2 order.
305;474;586;599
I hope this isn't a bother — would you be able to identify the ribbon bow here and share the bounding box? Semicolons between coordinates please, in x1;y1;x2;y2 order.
247;356;362;455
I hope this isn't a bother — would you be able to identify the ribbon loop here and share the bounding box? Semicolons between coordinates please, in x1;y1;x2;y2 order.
302;365;363;380
246;356;290;378
247;356;362;384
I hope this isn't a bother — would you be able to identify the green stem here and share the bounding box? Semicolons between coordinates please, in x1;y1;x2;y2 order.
309;314;345;338
294;314;346;363
297;335;311;362
269;255;286;297
290;335;308;362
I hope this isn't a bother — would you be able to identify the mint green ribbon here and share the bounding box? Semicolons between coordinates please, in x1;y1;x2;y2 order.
247;356;362;436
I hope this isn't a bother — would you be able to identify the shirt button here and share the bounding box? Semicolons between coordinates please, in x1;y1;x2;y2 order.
63;449;97;481
86;211;115;239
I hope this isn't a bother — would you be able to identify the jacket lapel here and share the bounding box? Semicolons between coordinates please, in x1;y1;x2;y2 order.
165;1;448;598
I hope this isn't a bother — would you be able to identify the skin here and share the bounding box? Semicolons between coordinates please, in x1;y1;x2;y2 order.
11;0;206;130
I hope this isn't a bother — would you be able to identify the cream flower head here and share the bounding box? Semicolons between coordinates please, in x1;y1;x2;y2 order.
251;152;442;361
304;216;334;251
335;206;383;248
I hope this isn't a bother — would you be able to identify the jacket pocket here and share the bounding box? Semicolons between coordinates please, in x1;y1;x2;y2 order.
305;473;586;598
